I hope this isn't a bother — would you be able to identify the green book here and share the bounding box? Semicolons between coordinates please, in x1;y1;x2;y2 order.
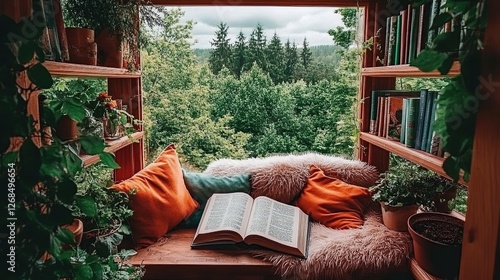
421;90;435;151
394;15;402;65
404;97;420;148
425;92;438;152
408;7;420;63
387;16;398;66
427;0;442;45
400;98;408;144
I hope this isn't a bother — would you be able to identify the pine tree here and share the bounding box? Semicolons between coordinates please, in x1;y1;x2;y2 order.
284;39;299;82
300;37;312;69
266;32;284;84
245;23;267;71
209;22;232;75
231;31;246;78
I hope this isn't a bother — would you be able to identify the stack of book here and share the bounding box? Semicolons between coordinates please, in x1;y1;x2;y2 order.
369;89;443;157
381;0;447;66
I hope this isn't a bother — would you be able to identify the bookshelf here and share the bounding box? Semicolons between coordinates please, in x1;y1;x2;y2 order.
360;1;499;279
80;131;144;167
45;61;141;78
361;61;460;77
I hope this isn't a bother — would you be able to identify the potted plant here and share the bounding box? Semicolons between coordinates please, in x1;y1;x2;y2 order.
419;173;463;213
63;0;164;68
86;91;139;140
370;160;435;231
408;212;464;279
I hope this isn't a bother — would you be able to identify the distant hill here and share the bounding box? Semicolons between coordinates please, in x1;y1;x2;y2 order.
193;45;342;63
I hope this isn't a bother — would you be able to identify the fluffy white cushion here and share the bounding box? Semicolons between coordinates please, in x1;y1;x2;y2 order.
203;153;379;204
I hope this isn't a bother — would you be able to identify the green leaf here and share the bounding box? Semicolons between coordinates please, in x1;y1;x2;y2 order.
442;0;472;14
56;228;76;245
430;12;453;30
461;50;481;92
443;156;460;182
52;204;75;226
49;233;63;257
58;250;74;261
438;55;455;75
410;49;448;72
89;262;104;280
34;44;46;63
99;152;121;169
62;99;87;122
75;195;98;217
433;31;460;52
74;264;93;280
18;41;35;64
1;152;18;167
19;138;41;184
80;136;106;155
27;63;53;89
57;180;78;204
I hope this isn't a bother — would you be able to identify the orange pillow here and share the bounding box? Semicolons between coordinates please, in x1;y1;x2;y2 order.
111;144;198;248
295;165;372;229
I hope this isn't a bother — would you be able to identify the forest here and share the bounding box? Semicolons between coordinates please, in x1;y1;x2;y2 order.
141;8;360;170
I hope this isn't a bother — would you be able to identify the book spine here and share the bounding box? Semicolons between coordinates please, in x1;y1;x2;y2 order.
404;4;412;64
414;89;428;150
400;98;407;144
427;0;442;46
384;17;391;66
387;16;398;66
408;7;420;63
405;98;420;148
383;97;390;138
33;0;54;60
421;91;435;151
53;0;69;61
426;92;438;152
43;0;62;61
370;91;379;134
400;9;408;65
394;15;402;65
377;96;385;137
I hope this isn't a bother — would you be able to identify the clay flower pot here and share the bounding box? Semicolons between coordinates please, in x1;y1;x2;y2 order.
381;203;419;232
408;212;464;279
66;27;97;65
95;29;123;68
55;115;78;141
62;219;84;246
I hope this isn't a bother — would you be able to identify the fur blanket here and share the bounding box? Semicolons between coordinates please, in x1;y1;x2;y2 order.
204;153;412;279
204;153;379;204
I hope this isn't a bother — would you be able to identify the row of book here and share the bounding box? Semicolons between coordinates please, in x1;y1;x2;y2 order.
369;89;443;157
381;0;448;66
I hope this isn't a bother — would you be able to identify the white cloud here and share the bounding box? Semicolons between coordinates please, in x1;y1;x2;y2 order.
169;6;348;48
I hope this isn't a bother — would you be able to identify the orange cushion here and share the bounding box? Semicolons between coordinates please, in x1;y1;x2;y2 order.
111;144;198;248
295;165;372;229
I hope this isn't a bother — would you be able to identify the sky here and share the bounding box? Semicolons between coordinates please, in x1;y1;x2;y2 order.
170;6;345;49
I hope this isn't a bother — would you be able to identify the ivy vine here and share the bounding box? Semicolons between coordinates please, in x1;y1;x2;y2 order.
409;0;487;182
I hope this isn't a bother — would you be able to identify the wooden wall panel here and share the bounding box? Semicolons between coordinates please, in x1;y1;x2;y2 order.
460;0;500;278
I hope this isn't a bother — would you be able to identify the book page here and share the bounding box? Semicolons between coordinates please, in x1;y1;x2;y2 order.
197;192;253;238
244;196;300;247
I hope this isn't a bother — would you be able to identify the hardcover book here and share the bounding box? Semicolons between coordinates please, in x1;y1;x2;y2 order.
415;89;429;150
386;97;405;141
191;192;310;258
404;97;420;148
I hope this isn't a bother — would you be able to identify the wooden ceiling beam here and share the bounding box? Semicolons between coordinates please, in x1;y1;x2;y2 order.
148;0;373;7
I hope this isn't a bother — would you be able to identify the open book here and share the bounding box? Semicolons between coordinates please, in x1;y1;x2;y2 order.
191;192;310;258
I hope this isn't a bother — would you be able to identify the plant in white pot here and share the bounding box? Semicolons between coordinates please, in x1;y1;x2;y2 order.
369;160;435;231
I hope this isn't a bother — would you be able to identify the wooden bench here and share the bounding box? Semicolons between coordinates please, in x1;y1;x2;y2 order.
128;228;279;280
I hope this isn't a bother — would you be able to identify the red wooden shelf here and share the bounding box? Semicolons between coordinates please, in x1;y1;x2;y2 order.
44;61;141;78
360;132;467;185
361;61;460;77
81;131;144;167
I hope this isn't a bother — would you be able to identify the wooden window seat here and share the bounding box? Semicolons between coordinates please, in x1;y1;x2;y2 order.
128;228;279;280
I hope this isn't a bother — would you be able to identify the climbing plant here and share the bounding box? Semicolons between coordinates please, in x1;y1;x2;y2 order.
409;0;487;182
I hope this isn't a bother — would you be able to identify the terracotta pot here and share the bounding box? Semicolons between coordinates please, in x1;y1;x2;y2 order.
56;115;78;141
381;203;418;232
408;212;464;279
95;29;123;68
66;28;97;65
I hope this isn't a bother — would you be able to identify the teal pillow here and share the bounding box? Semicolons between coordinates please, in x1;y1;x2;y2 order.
180;170;251;227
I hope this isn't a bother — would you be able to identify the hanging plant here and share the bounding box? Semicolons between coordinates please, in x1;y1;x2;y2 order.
409;0;487;182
